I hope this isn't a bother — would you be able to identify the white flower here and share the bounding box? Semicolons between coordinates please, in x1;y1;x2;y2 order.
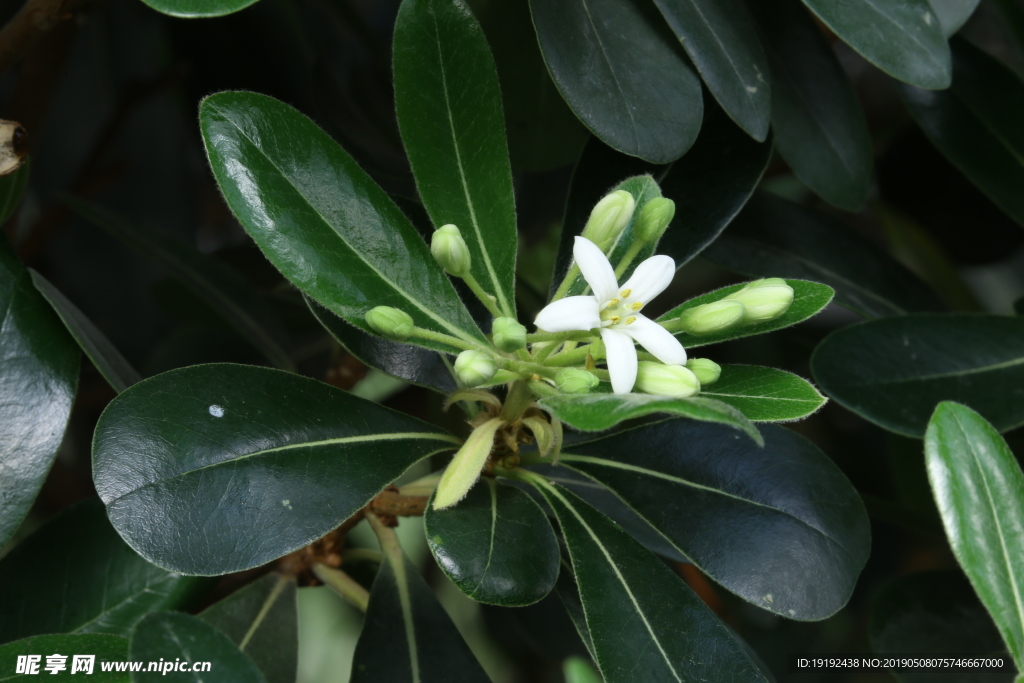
534;237;687;394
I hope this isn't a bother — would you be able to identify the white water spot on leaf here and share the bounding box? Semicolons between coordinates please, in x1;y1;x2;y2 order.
208;405;225;418
746;86;758;94
923;11;933;25
788;609;796;616
764;593;774;604
281;499;293;509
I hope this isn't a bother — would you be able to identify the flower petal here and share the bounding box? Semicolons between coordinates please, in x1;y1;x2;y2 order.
534;296;600;332
601;328;638;394
620;254;675;304
573;236;619;304
622;315;687;365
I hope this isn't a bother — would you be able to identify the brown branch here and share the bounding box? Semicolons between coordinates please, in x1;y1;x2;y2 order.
0;0;93;76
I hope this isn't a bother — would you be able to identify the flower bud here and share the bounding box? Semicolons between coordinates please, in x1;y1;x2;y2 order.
633;197;675;244
724;278;794;324
685;358;721;386
365;306;414;341
555;368;600;394
431;224;471;277
677;300;746;335
491;317;527;352
454;350;497;387
582;190;635;251
635;362;700;398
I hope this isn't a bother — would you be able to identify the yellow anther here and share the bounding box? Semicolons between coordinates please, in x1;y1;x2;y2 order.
609;316;621;324
625;316;637;325
608;298;619;307
631;302;643;311
620;289;632;298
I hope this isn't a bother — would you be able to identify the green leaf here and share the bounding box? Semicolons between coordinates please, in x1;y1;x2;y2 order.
529;480;767;682
698;364;827;422
0;633;128;681
29;270;141;393
529;0;703;164
199;91;485;354
748;0;873;211
801;0;951;89
0;161;29;226
901;39;1024;229
92;363;460;575
927;0;980;36
653;0;770;140
925;402;1024;669
0;238;79;549
812;314;1024;437
563;656;602;683
554;419;871;620
66;197;294;372
138;0;260;18
538;393;763;445
394;0;517;317
129;612;265;682
706;192;946;318
425;479;560;606
199;574;297;683
657;279;834;349
0;498;209;644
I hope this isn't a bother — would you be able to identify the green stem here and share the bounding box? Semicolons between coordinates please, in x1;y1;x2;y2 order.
545;341;603;367
550;263;581;302
410;327;490;352
532;341;561;362
341;548;383;565
499;357;559;379
462;272;504;318
526;330;594;343
312;564;370;612
500;380;535;422
527;379;559;398
658;316;683;332
613;240;646;279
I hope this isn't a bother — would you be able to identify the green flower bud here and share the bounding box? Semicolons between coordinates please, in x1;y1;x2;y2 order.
677;299;746;335
685;358;721;386
555;368;600;394
365;306;414;341
491;316;527;352
582;190;635;251
633;197;675;243
635;362;700;398
454;350;497;387
431;224;471;277
724;278;794;324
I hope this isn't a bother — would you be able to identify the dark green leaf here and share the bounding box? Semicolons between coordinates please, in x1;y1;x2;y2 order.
748;0;873;210
705;193;946;318
925;402;1024;669
801;0;951;89
928;0;981;35
0;161;29;226
657;279;834;349
394;0;517;317
531;480;766;682
698;364;826;422
901;39;1024;229
555;419;871;620
0;238;79;548
29;270;141;393
425;479;560;606
812;314;1024;437
199;91;484;354
0;633;128;681
564;656;602;683
129;612;265;682
0;498;209;644
92;363;460;575
538;393;763;444
138;0;259;18
199;574;297;683
529;0;703;163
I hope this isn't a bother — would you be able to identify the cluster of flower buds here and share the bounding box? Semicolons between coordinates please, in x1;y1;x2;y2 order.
677;278;794;335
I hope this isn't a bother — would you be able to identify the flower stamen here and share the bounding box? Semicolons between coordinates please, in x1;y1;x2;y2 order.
625;316;637;325
620;288;632;298
631;302;643;311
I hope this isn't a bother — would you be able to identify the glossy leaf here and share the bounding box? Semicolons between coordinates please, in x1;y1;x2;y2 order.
928;0;980;35
0;498;208;644
657;279;834;349
801;0;951;89
199;574;297;683
0;633;128;681
67;197;293;372
425;479;560;606
748;0;872;210
138;0;260;18
653;0;770;140
706;193;946;318
531;480;766;682
200;91;484;354
556;419;871;620
529;0;703;164
538;393;763;444
0;161;29;225
30;270;141;393
698;365;826;422
394;0;517;317
130;612;265;682
0;238;80;548
925;402;1024;668
812;314;1024;437
901;39;1024;229
92;363;460;575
